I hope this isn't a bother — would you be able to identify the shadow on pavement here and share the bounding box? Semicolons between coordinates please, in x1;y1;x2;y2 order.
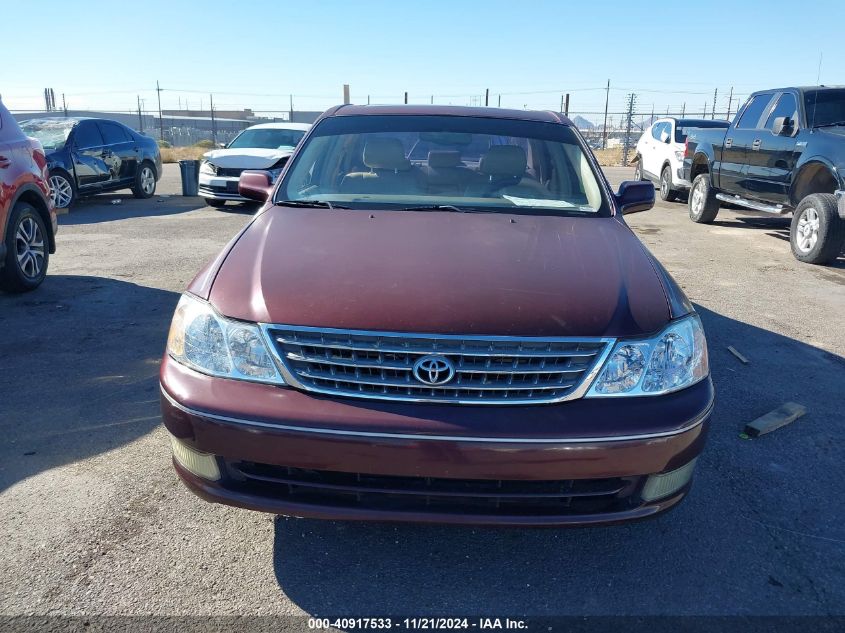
59;193;206;225
271;305;845;615
0;275;180;492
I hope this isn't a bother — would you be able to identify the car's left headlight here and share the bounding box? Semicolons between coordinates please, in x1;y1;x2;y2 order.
674;150;685;161
199;160;216;176
166;294;285;385
586;314;708;397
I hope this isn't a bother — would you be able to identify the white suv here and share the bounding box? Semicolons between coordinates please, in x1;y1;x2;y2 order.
634;118;729;202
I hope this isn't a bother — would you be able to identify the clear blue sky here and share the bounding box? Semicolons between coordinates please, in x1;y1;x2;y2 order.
3;0;843;121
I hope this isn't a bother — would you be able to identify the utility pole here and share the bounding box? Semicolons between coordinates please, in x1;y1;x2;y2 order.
712;88;718;119
498;94;501;108
622;93;637;166
431;95;434;104
564;93;570;117
404;91;408;104
367;95;370;105
602;79;610;149
209;94;217;145
156;81;164;141
137;95;143;132
343;84;350;105
703;102;707;117
681;103;686;117
62;93;67;117
289;94;293;122
726;86;734;120
485;88;489;107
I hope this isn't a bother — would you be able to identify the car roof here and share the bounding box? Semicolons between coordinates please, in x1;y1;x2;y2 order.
245;122;312;131
324;104;572;125
751;86;845;96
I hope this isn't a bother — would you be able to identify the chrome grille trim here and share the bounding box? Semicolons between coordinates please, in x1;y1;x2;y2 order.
261;324;614;405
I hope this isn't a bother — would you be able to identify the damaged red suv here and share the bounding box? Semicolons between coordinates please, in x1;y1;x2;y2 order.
161;105;713;526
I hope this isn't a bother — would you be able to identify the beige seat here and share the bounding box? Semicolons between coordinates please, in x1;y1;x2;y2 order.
340;138;420;194
467;145;550;199
420;150;482;194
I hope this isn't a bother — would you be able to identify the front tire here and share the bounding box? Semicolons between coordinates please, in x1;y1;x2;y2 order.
660;165;679;202
48;170;76;208
789;193;845;265
205;198;227;208
0;203;49;293
688;174;720;223
132;162;157;199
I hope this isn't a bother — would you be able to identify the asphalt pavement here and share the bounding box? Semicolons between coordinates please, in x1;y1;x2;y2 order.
0;164;843;619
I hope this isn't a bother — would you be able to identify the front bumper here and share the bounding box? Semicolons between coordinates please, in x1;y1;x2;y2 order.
160;356;713;526
198;173;247;201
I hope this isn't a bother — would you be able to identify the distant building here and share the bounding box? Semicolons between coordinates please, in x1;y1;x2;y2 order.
162;108;255;120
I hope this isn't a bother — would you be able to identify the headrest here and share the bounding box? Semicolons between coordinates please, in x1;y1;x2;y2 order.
427;150;462;168
363;138;410;171
479;145;527;178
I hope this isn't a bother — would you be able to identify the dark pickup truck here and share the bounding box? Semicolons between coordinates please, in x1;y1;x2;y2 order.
683;86;845;264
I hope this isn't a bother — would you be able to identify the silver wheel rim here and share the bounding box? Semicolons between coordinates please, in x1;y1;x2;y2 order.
49;175;73;208
661;171;669;197
140;167;155;194
691;181;704;215
796;208;820;253
15;216;45;279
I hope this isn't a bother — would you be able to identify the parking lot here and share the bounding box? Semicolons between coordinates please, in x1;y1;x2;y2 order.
1;163;843;618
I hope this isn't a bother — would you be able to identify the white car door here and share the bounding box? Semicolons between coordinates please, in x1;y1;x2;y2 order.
649;121;672;179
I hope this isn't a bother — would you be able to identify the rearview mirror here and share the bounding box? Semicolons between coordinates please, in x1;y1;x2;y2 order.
238;170;274;202
772;116;793;136
616;181;655;215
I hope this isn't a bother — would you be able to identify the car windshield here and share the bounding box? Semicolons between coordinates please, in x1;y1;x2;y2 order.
278;115;607;215
803;89;845;127
19;119;75;150
227;128;306;150
674;119;730;143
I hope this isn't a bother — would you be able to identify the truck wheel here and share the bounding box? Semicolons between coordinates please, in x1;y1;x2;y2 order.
789;193;845;265
660;166;679;202
633;156;644;181
688;174;719;223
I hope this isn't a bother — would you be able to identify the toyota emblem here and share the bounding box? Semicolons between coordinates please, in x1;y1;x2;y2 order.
412;354;456;386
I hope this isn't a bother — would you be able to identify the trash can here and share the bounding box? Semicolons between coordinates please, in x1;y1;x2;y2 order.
178;159;200;196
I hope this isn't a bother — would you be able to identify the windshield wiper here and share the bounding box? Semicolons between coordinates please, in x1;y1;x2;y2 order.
276;200;350;209
814;120;845;128
399;204;473;213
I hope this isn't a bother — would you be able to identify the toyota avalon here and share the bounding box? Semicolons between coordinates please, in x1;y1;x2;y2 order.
161;105;713;526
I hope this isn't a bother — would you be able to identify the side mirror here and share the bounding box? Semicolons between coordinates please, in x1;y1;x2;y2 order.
616;180;655;215
238;170;274;202
217;142;227;149
772;116;793;136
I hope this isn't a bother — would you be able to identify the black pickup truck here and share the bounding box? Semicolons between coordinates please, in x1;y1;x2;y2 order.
683;86;845;264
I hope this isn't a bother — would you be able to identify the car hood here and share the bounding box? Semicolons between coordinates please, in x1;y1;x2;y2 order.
202;147;293;169
208;208;672;337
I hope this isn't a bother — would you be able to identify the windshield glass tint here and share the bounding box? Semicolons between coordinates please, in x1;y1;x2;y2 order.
20;119;75;150
228;128;305;149
804;89;845;127
279;115;606;215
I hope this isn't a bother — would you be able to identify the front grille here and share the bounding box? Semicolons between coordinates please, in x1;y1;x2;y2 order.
227;462;640;517
266;326;612;404
217;167;245;178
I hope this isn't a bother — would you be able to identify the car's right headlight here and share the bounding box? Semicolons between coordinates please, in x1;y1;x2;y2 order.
199;160;216;176
585;314;708;397
166;294;285;385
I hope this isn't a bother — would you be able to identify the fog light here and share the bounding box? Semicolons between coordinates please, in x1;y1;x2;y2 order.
641;458;697;502
170;436;220;481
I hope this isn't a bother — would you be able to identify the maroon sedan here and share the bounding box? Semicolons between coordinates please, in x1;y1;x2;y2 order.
161;105;713;526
